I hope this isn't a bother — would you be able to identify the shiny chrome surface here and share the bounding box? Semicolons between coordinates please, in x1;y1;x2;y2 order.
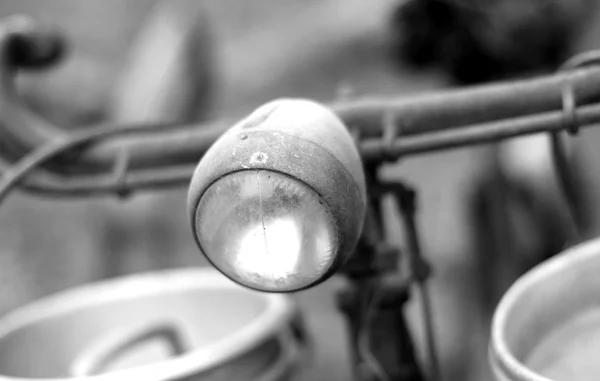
491;238;600;381
187;99;366;292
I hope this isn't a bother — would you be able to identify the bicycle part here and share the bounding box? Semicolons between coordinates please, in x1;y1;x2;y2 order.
4;16;600;184
545;50;600;240
469;52;600;306
0;122;186;206
5;95;600;199
361;178;440;381
338;278;423;381
187;99;366;292
4;15;600;381
336;164;428;381
463;53;600;342
392;183;439;381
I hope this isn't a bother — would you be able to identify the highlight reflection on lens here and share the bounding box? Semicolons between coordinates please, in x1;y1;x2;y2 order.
236;217;301;280
195;170;339;292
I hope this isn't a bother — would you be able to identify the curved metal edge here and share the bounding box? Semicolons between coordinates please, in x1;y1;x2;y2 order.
490;238;600;381
0;267;297;381
187;128;366;292
69;319;189;377
3;14;600;180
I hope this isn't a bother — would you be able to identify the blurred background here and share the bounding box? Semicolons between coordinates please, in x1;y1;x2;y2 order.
2;1;600;380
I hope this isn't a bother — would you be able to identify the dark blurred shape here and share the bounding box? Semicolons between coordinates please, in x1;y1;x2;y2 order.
390;0;596;84
4;15;66;70
391;2;598;380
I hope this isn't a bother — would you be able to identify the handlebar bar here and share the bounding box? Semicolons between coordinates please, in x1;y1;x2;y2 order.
3;14;599;378
2;15;600;199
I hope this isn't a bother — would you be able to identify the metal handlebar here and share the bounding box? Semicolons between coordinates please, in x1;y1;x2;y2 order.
2;14;600;381
1;15;600;201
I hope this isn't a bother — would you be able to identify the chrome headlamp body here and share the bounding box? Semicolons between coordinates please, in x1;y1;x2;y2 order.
188;99;366;292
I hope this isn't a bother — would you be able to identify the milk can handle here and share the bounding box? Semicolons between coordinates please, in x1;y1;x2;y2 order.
69;319;189;377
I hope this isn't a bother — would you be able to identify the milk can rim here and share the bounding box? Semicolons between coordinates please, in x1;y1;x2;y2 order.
490;237;600;381
0;267;295;381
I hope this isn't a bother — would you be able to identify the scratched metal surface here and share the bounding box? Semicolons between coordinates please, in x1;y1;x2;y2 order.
1;1;600;381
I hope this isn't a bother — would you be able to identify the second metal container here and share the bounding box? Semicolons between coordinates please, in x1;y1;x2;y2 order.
490;238;600;381
0;267;308;381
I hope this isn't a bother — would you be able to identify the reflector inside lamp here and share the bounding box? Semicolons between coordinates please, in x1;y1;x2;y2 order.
195;170;339;292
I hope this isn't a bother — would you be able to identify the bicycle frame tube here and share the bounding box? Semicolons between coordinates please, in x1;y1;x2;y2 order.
2;16;600;180
1;14;598;381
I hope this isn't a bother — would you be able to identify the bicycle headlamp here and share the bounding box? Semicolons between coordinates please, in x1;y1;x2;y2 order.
187;99;366;292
